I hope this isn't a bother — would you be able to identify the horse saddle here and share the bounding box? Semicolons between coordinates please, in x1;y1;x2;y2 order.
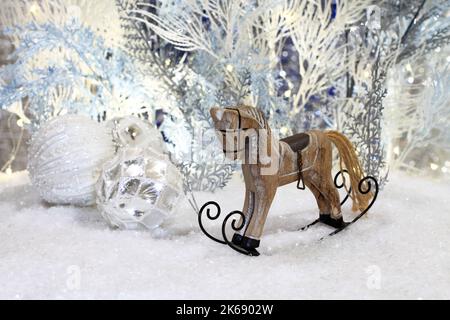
280;133;310;190
280;132;310;153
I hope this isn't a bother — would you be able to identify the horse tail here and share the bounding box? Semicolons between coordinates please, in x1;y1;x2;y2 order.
324;131;372;212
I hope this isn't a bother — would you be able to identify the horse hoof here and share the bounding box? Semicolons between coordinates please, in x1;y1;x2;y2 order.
239;236;261;256
319;214;347;228
246;248;260;256
231;233;243;245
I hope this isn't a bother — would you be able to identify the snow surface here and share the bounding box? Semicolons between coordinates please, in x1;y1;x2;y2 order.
0;171;449;299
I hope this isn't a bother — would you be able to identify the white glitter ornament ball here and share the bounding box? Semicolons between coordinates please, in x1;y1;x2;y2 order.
28;115;115;206
96;147;184;231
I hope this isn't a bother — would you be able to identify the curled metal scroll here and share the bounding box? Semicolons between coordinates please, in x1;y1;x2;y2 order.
334;169;352;206
198;201;254;256
327;175;379;237
198;201;226;244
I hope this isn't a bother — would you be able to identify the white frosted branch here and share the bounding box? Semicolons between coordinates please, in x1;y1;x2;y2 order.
288;0;371;113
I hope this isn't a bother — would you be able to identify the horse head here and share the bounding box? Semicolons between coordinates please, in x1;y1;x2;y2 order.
210;105;270;162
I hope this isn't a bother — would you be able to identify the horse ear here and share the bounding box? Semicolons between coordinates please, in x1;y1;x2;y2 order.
241;95;253;106
210;107;224;122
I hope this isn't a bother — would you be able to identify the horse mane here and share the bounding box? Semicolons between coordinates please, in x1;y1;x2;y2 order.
236;105;269;132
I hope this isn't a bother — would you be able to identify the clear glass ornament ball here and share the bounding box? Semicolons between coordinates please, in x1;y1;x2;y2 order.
96;147;183;231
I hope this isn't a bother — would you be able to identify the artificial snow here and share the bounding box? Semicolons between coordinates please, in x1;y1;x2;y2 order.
0;171;449;299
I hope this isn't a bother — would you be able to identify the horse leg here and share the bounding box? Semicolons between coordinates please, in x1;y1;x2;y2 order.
305;174;345;228
317;176;345;228
304;175;331;215
295;177;327;230
304;171;345;228
240;187;276;256
231;189;255;246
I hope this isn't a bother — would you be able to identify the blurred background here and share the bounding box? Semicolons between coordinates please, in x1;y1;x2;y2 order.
1;0;449;190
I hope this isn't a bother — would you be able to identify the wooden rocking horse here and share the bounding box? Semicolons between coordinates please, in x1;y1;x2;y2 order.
209;105;374;256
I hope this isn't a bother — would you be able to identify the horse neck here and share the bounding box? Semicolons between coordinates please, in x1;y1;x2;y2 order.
259;124;277;146
254;124;279;164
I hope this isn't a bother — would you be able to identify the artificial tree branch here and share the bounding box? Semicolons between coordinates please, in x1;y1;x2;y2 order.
116;0;184;98
400;0;427;45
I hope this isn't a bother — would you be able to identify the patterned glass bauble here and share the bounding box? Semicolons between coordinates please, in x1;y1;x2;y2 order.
96;147;184;230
